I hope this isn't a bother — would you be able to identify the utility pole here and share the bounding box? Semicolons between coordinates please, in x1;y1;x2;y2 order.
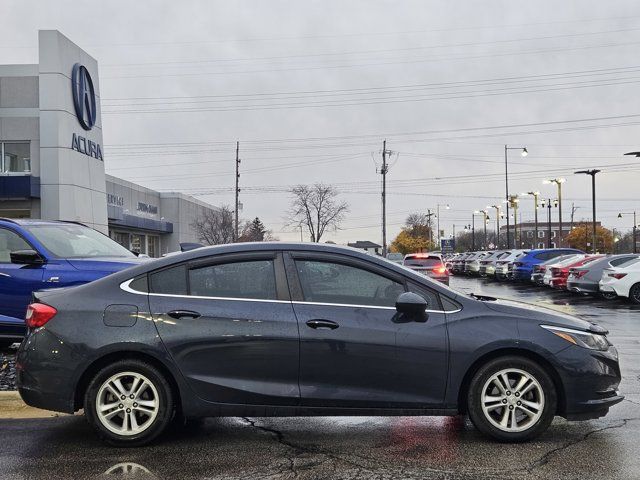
234;141;241;242
380;140;389;257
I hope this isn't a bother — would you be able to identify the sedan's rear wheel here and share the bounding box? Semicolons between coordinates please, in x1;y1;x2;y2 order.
467;356;556;442
84;359;174;446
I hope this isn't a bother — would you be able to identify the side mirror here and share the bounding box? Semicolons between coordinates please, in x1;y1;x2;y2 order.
10;249;45;265
395;292;428;321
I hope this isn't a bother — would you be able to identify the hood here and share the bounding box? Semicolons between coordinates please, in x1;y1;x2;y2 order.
66;257;148;274
481;296;605;333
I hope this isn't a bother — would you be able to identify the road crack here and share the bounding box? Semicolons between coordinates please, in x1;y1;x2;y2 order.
239;417;371;477
517;417;639;477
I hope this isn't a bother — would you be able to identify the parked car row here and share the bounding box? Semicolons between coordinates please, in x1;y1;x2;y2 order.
444;248;640;304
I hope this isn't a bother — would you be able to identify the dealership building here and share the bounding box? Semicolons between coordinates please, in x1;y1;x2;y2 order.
0;30;220;256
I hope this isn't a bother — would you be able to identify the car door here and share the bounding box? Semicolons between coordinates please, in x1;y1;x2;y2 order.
285;251;448;408
0;227;45;320
148;251;300;405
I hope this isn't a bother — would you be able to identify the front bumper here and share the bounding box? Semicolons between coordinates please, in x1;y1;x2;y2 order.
555;344;623;420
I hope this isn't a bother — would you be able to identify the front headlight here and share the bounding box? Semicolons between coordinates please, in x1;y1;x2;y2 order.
541;325;610;351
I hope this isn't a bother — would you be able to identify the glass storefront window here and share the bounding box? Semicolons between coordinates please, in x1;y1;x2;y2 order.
1;143;31;173
147;236;159;258
130;234;145;255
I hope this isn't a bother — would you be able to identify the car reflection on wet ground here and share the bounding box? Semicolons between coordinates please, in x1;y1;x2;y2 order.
1;276;639;480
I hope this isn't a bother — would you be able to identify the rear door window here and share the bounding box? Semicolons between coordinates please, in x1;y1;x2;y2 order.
188;260;277;300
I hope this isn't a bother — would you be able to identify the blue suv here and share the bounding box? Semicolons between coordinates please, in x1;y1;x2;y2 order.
511;248;584;281
0;219;145;347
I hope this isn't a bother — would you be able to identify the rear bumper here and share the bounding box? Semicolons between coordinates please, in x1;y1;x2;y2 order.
567;281;599;294
15;329;76;414
512;268;532;280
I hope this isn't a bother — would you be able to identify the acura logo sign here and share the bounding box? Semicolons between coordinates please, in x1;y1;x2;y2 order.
71;63;96;130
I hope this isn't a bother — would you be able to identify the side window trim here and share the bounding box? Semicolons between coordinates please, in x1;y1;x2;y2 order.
144;251;289;302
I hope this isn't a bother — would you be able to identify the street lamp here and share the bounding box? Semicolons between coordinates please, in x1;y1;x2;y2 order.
489;204;502;247
543;178;566;247
472;211;486;251
436;203;449;250
574;170;600;254
522;191;540;248
504;145;528;249
618;211;637;253
503;194;520;246
475;210;490;249
540;198;558;248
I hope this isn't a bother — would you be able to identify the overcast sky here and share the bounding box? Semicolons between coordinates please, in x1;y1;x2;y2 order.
2;0;640;244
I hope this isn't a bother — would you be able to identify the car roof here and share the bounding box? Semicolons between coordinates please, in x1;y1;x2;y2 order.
0;218;84;227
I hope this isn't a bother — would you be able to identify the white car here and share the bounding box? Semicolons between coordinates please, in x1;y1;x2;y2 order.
599;257;640;303
493;249;528;280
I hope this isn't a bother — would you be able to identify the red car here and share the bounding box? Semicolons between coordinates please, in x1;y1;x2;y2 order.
549;255;604;289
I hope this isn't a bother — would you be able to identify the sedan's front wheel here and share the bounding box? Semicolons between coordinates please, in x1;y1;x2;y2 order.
84;359;174;447
467;356;557;442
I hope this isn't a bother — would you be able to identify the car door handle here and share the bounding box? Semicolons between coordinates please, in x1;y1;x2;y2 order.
167;310;201;319
306;319;339;330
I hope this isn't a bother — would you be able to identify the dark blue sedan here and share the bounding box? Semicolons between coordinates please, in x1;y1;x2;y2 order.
0;218;144;347
16;242;622;446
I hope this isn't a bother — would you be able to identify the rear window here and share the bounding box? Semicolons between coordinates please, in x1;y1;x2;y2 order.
611;256;638;267
404;256;442;267
619;258;640;269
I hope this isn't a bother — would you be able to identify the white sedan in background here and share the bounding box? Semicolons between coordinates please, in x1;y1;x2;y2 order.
599;257;640;303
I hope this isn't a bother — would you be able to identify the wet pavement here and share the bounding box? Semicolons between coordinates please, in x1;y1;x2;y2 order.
1;276;639;479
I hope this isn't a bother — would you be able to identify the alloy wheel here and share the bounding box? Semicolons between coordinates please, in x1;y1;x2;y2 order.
480;368;545;433
95;371;160;436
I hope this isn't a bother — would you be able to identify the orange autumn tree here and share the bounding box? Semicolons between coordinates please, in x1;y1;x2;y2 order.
565;223;613;252
390;213;436;255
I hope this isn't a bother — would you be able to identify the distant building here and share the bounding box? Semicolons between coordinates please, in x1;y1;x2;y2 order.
500;221;601;249
347;240;382;255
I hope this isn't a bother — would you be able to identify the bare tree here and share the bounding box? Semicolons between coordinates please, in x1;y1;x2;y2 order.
287;184;349;242
190;205;235;245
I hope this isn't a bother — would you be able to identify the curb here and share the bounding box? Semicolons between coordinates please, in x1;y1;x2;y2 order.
0;391;70;419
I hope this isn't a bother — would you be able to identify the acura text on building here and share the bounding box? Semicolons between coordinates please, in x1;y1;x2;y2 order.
71;133;103;160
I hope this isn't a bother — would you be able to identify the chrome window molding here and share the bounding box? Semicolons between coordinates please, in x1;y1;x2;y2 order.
119;278;457;313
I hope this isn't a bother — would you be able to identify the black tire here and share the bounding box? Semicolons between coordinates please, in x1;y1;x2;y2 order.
84;359;174;447
628;283;640;304
467;356;557;442
600;291;617;300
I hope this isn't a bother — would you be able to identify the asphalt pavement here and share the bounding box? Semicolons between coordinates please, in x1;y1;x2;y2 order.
1;276;639;480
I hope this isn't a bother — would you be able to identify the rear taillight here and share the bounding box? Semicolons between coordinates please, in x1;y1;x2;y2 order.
573;270;588;278
25;303;57;328
609;273;627;280
434;265;447;274
514;262;522;267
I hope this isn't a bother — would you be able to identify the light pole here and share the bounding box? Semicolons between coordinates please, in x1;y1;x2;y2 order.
504;194;520;247
618;211;637;253
436;203;449;250
544;178;566;246
522;191;540;248
540;198;558;248
477;210;490;249
426;209;437;248
473;211;487;250
574;170;600;254
489;204;501;247
504;145;528;249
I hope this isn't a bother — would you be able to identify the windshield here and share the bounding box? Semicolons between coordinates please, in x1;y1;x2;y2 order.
25;224;136;259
